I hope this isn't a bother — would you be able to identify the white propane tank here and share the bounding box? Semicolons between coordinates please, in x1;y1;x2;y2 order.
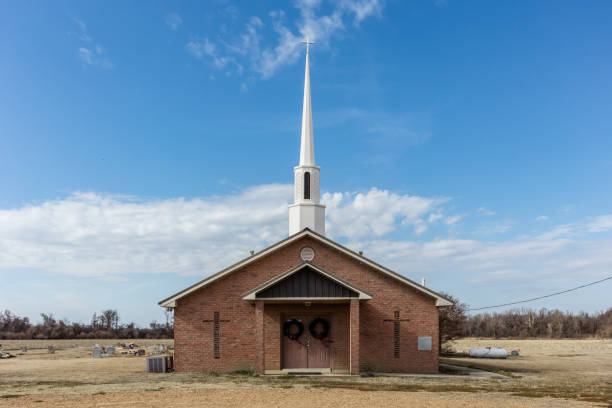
469;347;508;359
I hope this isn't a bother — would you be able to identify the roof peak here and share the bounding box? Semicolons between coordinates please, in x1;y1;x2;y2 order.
158;228;452;308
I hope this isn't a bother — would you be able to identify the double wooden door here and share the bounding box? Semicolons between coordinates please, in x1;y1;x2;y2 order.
281;315;331;369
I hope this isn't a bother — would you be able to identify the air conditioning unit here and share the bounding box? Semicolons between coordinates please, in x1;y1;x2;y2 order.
146;355;174;373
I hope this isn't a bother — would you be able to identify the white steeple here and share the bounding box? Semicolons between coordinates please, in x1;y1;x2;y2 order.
289;42;326;236
300;45;314;166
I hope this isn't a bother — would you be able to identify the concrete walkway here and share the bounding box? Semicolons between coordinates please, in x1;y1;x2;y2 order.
266;364;506;379
375;363;507;379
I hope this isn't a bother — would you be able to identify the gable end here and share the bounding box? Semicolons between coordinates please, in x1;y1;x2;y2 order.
159;228;452;307
242;262;371;301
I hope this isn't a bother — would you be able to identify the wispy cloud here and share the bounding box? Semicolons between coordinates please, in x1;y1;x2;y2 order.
535;215;549;221
494;222;512;234
186;37;243;75
444;214;464;226
588;215;612;232
165;13;183;31
475;221;513;235
73;18;113;69
317;108;432;160
186;38;227;67
354;228;612;287
339;0;383;24
477;206;496;216
188;0;383;79
73;18;91;41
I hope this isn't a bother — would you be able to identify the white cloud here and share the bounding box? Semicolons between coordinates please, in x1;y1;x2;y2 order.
338;0;383;24
0;186;289;278
428;212;443;223
73;17;86;32
356;232;612;287
1;186;611;301
186;38;243;74
189;0;383;78
588;215;612;232
186;38;225;66
165;13;183;30
536;215;549;221
477;206;495;216
494;223;512;234
475;220;513;235
444;214;463;226
324;188;447;238
72;18;92;42
78;47;94;65
0;186;452;278
73;18;113;69
223;5;240;19
78;47;113;69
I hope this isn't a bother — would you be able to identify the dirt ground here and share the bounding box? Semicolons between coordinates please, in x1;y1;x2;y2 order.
0;389;600;408
0;338;610;407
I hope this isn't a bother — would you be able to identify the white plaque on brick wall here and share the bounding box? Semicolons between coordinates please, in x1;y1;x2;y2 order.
418;336;432;351
300;247;315;261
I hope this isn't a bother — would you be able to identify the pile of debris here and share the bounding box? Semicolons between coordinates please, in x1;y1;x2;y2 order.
92;342;162;358
117;342;145;356
0;345;15;359
120;342;137;349
124;349;146;356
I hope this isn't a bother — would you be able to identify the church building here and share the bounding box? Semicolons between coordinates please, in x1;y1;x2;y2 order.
159;46;452;375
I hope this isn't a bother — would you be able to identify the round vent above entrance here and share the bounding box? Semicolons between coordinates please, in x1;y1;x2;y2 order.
300;247;315;261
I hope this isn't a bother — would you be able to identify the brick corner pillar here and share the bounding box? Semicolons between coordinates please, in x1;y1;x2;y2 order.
255;300;265;375
349;298;360;375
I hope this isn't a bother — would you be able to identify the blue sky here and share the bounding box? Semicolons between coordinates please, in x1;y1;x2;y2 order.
1;0;611;326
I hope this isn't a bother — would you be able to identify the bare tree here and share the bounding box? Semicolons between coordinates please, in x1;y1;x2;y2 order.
99;309;120;331
439;292;468;351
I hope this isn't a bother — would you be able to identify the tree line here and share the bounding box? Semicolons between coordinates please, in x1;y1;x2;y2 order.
439;293;612;342
2;300;611;341
463;308;612;338
0;309;173;340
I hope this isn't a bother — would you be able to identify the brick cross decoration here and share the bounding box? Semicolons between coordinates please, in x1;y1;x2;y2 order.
203;312;230;359
383;311;410;358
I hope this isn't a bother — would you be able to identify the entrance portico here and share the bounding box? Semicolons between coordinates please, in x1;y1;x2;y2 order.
243;263;370;375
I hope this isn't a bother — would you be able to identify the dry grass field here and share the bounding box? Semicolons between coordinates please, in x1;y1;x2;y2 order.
446;338;612;381
0;338;610;407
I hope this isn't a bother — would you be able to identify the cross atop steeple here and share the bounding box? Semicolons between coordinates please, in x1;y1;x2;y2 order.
300;39;315;55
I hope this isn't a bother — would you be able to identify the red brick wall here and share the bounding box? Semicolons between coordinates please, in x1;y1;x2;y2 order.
173;236;439;373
